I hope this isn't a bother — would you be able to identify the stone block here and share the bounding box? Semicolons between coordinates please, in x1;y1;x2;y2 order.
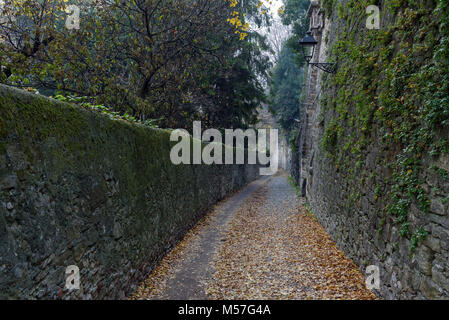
414;246;433;276
435;154;449;172
424;236;441;253
420;278;441;299
0;174;18;190
431;264;449;292
430;198;446;216
429;214;449;229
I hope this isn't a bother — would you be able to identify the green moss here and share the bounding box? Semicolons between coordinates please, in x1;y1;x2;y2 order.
0;85;175;187
0;83;264;299
0;118;8;139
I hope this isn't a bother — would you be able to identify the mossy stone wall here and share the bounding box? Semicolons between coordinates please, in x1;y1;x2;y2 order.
0;84;260;299
302;0;449;299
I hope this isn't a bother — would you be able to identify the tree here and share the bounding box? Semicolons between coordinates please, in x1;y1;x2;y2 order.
0;0;272;129
269;44;303;132
265;17;291;64
280;0;310;67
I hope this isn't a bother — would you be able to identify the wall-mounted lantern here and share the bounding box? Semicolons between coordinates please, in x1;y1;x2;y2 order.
299;31;337;74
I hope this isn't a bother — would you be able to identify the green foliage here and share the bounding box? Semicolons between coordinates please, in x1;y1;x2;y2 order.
319;0;449;251
281;0;311;67
410;227;429;254
377;216;386;239
269;46;304;133
430;165;449;181
268;0;309;155
52;93;162;128
321;0;337;17
442;194;449;205
289;128;299;152
0;0;271;130
322;118;343;153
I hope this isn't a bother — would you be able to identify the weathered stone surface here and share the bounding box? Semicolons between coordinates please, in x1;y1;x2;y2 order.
429;214;449;229
0;84;261;299
432;264;449;292
420;278;442;299
430;198;447;216
424;236;441;253
436;154;449;172
292;0;449;300
0;174;18;191
414;246;433;276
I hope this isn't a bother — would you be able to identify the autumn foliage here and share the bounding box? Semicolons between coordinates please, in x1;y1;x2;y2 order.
0;0;273;129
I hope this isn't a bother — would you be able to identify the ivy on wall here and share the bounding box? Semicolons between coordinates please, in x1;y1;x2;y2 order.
319;0;449;253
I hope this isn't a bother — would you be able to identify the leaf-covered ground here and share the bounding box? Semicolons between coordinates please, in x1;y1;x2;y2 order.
131;173;376;300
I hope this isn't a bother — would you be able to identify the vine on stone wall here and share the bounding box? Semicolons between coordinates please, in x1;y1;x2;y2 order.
319;0;449;253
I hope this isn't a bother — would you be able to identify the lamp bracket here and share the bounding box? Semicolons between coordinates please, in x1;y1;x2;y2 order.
308;62;337;74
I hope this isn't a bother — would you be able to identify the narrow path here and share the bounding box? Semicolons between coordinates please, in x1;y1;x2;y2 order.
131;172;376;300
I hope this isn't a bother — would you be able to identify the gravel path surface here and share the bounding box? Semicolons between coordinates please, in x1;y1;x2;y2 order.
131;172;376;300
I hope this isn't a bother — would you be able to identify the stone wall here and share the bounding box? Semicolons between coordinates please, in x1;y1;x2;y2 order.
309;137;449;299
299;1;449;299
256;103;291;172
0;84;260;299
